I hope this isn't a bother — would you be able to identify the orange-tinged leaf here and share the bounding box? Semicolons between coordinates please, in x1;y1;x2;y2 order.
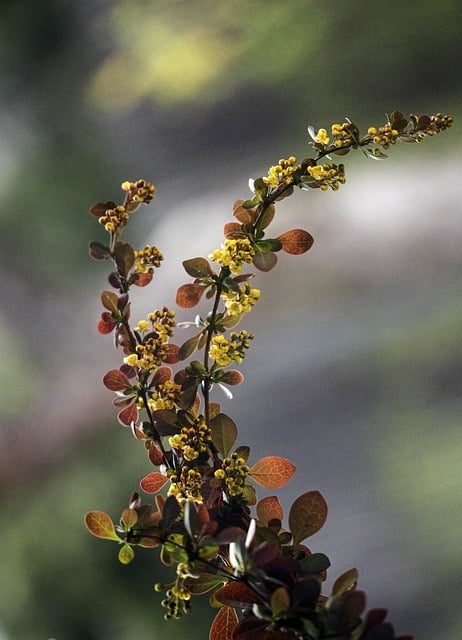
140;472;168;494
118;543;135;564
288;490;328;545
176;283;205;308
121;508;138;529
209;606;239;640
148;444;164;466
163;343;180;364
98;312;117;334
278;229;314;254
134;271;153;287
224;222;243;238
117;403;139;426
249;456;296;489
85;511;120;541
256;496;284;525
103;369;131;391
220;370;244;385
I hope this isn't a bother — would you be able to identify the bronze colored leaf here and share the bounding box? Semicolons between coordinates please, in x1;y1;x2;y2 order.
101;290;119;312
183;257;214;278
332;568;358;596
163;343;180;364
278;229;314;254
288;490;328;545
224;222;244;238
103;369;131;391
209;606;239;640
84;511;120;541
97;312;117;334
121;508;138;529
220;370;244;385
179;333;201;360
133;271;153;287
140;472;168;494
249;456;296;489
256;496;284;525
89;201;115;218
176;283;206;308
253;250;277;272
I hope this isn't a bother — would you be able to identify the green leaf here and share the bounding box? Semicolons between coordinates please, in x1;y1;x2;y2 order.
331;568;358;596
179;333;202;360
288;491;328;545
299;552;331;575
210;413;238;458
252;250;277;272
84;512;121;541
118;543;135;564
183;257;214;278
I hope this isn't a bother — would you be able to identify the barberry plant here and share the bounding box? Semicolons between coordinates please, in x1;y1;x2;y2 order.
85;111;452;640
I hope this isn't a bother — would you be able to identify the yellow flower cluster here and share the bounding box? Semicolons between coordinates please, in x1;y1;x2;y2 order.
121;179;156;205
168;418;212;462
307;163;346;191
98;204;129;232
168;467;203;503
148;307;176;343
209;238;255;274
314;128;330;146
209;330;253;367
263;156;299;188
331;122;357;148
124;335;167;372
159;577;192;620
149;379;181;411
428;113;453;134
214;452;250;497
367;123;399;148
223;283;260;317
134;244;163;273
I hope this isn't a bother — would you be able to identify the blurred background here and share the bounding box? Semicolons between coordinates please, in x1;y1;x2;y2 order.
0;1;461;639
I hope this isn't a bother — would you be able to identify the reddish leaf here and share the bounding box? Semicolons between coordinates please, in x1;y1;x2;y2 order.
249;456;295;489
140;472;169;494
176;283;206;308
277;229;314;255
214;581;261;608
89;240;110;260
209;606;239;640
98;312;117;334
89;200;115;218
133;271;153;287
148;444;164;466
85;511;120;541
121;508;138;529
163;343;180;364
103;369;131;391
224;222;243;238
288;490;328;545
117;403;139;426
220;370;244;385
256;496;284;525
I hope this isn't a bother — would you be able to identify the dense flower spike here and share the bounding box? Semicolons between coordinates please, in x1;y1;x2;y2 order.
86;109;452;640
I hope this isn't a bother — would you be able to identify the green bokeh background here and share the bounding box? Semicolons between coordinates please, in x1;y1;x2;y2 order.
0;2;461;639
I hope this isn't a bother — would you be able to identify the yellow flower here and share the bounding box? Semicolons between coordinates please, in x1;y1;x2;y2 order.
209;238;255;274
314;128;330;145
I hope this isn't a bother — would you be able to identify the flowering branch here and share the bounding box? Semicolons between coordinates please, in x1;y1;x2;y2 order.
85;110;452;640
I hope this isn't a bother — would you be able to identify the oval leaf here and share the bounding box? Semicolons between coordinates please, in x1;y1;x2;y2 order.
332;568;359;597
176;283;205;308
85;511;120;541
209;606;239;640
210;413;238;458
278;229;314;254
140;472;169;494
101;290;119;312
117;403;139;426
118;543;135;565
134;271;153;287
214;582;261;608
256;496;284;525
179;333;201;360
288;490;328;545
183;257;214;278
253;250;277;272
220;370;244;386
249;456;295;489
103;369;131;391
